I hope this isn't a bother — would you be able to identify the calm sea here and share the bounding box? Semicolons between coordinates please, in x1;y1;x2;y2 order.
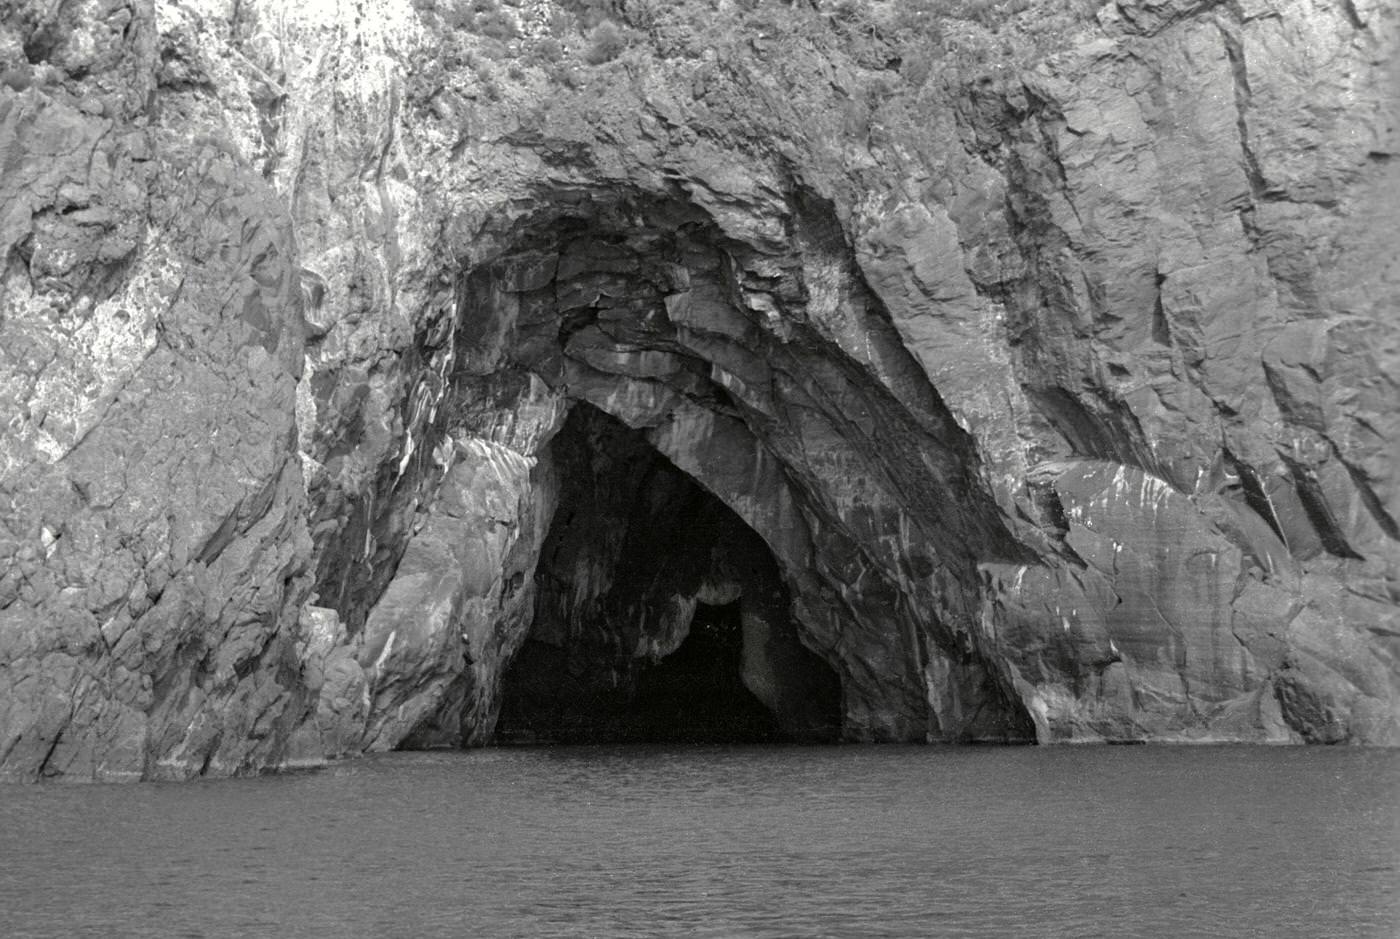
1;745;1395;937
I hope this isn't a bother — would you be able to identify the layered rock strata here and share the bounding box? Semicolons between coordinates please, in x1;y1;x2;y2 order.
0;0;1395;779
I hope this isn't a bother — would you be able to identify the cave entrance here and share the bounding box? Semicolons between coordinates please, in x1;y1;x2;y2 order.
493;403;843;745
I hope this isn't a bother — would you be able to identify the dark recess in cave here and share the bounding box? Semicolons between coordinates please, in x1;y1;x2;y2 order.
498;600;791;744
631;601;783;743
493;403;843;745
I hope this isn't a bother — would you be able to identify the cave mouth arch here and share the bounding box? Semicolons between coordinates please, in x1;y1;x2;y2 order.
492;402;844;745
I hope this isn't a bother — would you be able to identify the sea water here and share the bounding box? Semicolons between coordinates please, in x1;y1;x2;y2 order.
1;745;1396;937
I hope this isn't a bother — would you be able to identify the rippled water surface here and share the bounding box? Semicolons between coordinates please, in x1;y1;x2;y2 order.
1;745;1396;937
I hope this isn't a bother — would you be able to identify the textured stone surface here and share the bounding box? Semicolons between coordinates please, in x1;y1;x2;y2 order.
0;0;1395;778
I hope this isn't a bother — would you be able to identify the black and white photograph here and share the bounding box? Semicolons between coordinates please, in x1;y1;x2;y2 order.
0;0;1395;934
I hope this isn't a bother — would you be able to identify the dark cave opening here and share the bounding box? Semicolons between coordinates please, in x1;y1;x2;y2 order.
629;601;783;743
492;403;843;745
496;599;793;744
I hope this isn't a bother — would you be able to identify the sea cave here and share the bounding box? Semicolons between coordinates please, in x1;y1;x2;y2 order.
493;403;844;745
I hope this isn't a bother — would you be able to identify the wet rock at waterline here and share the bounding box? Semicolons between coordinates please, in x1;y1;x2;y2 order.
0;0;1395;779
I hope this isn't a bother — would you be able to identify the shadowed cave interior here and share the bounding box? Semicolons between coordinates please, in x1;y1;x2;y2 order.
493;404;843;744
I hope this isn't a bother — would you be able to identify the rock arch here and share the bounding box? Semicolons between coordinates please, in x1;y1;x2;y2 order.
307;183;1037;754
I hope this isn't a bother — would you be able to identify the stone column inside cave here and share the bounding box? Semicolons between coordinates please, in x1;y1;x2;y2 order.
493;403;843;744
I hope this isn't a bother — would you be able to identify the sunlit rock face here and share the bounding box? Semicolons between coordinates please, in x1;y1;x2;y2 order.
0;0;1395;778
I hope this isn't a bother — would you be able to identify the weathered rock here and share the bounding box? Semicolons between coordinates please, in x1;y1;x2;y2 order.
282;605;368;764
0;0;1395;778
357;436;557;749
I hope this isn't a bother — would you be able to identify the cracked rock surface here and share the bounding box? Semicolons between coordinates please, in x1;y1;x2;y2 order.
0;0;1395;779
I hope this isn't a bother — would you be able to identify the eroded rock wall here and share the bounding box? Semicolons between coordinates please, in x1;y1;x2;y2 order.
1;0;313;778
0;0;1395;778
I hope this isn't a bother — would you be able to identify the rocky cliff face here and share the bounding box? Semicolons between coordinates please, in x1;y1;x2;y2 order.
0;0;1395;779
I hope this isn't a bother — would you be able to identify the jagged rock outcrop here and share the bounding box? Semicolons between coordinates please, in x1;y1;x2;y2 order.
0;0;1395;779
